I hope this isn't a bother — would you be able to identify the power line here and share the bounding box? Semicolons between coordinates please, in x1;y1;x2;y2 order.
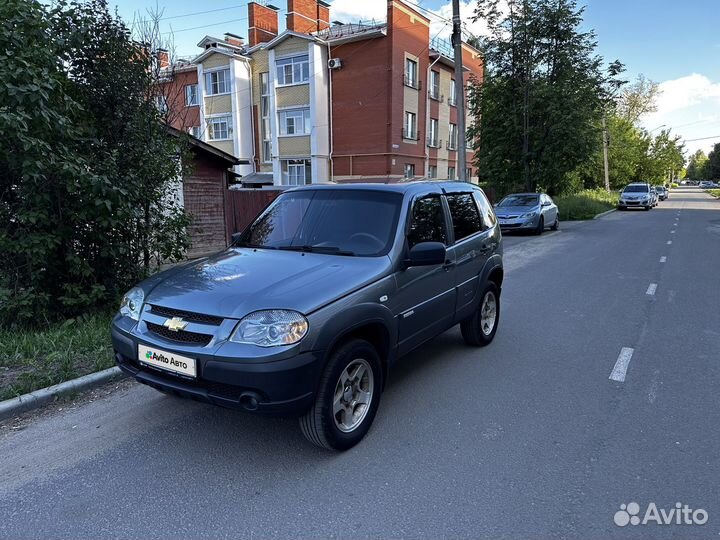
684;135;720;142
132;3;250;25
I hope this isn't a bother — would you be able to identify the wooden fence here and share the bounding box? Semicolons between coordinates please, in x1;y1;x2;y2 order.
224;187;285;243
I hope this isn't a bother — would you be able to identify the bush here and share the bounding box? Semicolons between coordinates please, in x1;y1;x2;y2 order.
555;189;618;221
671;182;679;188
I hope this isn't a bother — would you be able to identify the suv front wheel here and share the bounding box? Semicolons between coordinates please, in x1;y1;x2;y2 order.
461;282;500;346
300;339;382;451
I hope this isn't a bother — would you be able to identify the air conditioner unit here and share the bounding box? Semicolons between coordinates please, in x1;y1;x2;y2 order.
328;58;342;70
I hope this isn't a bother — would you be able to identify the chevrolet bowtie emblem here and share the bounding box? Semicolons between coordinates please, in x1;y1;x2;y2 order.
163;316;188;332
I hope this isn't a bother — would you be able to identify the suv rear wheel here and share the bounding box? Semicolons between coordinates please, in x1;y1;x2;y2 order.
461;282;500;346
300;339;382;451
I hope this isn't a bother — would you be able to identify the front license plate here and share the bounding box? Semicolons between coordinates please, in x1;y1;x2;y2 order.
138;344;197;378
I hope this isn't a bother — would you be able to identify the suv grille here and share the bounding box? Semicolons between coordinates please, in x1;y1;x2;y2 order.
149;305;224;326
146;322;213;346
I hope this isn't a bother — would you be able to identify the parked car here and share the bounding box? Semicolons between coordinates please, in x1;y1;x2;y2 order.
699;181;713;188
618;183;653;210
493;192;559;234
111;182;504;451
655;186;668;201
649;187;659;206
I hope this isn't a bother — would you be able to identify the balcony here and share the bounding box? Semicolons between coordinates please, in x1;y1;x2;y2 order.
428;89;444;103
402;128;419;141
426;137;442;149
403;74;421;90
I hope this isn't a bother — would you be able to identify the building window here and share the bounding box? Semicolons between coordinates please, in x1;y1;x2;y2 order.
403;111;417;140
427;118;439;148
448;166;456;180
185;84;198;106
206;115;233;140
404;163;415;179
260;72;271;162
429;70;441;101
282;159;312;185
428;165;437;179
276;55;310;86
279;108;311;136
204;68;231;96
154;95;168;113
404;58;419;89
465;168;473;180
187;126;201;139
449;79;457;107
448;123;458;150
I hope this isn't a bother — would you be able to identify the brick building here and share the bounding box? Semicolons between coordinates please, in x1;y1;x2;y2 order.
160;0;483;185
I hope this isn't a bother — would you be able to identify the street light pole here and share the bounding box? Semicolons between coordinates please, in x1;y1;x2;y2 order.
602;115;610;191
451;0;467;182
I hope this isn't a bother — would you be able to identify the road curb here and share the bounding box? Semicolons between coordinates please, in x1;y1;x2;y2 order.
0;367;127;422
593;208;617;220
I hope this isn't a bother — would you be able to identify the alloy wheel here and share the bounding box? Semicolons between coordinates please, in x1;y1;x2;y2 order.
332;359;374;433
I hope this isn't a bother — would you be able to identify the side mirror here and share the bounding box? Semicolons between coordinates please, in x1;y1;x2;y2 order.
542;200;551;206
405;242;447;268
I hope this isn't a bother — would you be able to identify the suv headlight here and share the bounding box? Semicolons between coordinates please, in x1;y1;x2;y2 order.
119;287;144;321
230;310;308;347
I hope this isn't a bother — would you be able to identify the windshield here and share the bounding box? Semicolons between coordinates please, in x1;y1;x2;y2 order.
623;185;649;193
498;194;539;207
239;189;403;257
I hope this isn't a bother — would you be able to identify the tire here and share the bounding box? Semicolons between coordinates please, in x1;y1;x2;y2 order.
644;206;651;211
461;282;500;347
534;216;544;235
299;339;382;451
551;216;559;231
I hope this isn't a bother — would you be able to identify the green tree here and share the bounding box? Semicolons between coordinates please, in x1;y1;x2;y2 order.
616;75;659;124
640;129;685;184
469;0;614;196
705;143;720;180
0;0;190;325
686;149;708;180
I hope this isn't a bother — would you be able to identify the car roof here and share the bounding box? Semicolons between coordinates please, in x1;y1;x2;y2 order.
284;181;481;197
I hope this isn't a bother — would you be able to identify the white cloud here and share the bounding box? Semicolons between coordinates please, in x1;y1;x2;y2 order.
642;74;720;156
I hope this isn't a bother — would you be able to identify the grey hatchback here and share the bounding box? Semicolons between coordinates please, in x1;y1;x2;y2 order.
111;182;503;450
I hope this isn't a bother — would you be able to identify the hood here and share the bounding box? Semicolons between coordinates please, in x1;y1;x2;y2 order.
495;205;539;216
143;248;392;319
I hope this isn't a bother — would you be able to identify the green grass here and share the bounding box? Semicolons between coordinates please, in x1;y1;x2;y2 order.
554;189;618;221
707;189;720;199
0;313;114;401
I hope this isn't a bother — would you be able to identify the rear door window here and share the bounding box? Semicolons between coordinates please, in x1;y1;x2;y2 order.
472;190;495;229
446;193;483;242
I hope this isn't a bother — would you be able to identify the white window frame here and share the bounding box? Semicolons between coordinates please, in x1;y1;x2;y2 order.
187;126;201;139
206;114;233;141
428;165;437;179
281;159;312;186
185;84;198;106
448;123;458;150
429;118;439;147
204;68;231;96
430;70;440;100
276;55;310;87
260;72;271;162
404;111;417;140
404;163;415;179
448;166;456;180
154;95;168;113
405;58;418;88
449;79;457;106
279;107;311;136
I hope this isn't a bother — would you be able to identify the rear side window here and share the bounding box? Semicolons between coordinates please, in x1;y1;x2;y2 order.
408;195;447;247
446;193;483;241
472;190;495;229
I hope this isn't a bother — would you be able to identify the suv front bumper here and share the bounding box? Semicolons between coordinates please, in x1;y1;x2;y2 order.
112;322;322;417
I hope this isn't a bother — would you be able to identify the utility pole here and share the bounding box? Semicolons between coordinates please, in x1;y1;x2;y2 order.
452;0;467;182
602;115;610;191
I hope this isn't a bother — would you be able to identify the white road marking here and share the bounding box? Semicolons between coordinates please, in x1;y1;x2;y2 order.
610;347;635;382
667;240;672;245
660;256;667;263
646;283;658;295
671;230;676;234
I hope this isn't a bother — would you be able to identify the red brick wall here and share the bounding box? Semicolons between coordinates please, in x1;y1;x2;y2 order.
317;4;330;31
248;2;279;46
287;0;318;33
161;68;200;134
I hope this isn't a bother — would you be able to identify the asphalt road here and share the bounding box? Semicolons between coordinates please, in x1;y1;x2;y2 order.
1;188;719;539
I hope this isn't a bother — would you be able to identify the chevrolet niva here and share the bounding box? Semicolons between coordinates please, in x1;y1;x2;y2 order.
112;182;503;450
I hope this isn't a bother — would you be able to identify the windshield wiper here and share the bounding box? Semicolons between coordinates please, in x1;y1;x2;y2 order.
278;245;355;256
233;241;277;250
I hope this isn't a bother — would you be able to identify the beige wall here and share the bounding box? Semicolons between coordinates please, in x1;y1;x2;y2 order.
209;140;235;155
202;53;231;70
277;85;310;108
274;37;310;57
250;49;269;110
278;136;311;156
204;94;232;115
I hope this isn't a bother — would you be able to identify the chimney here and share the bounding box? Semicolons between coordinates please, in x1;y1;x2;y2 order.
317;0;330;32
156;48;169;69
286;0;318;34
224;33;245;47
248;2;280;47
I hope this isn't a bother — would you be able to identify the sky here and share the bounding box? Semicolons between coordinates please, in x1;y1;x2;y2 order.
113;0;720;157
